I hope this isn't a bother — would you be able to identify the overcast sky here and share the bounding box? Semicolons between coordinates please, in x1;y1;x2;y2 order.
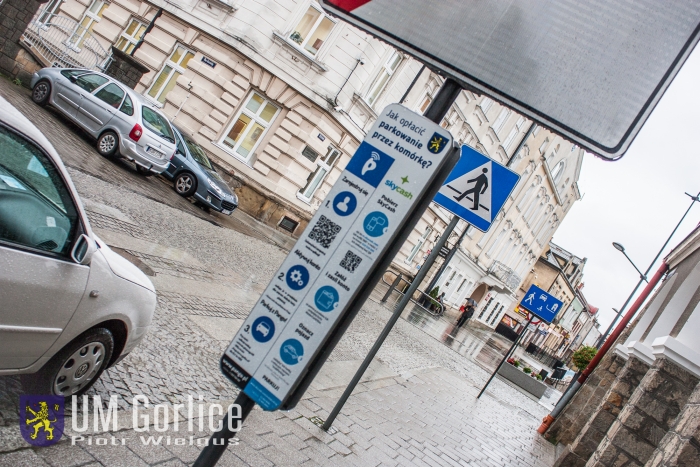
552;47;700;332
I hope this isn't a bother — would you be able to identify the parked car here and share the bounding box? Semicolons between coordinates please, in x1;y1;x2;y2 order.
30;67;176;175
163;125;238;214
0;95;156;397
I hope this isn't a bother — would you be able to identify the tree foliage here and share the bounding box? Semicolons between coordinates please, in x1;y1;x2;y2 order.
572;346;597;371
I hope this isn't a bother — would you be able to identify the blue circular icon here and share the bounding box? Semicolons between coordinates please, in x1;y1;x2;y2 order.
286;265;309;290
363;211;389;237
333;191;357;217
280;339;304;365
314;286;339;312
251;316;275;343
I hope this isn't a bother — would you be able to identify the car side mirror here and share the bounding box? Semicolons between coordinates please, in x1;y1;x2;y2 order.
71;234;97;265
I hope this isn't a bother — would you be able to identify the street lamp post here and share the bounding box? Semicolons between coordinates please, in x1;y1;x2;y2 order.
595;191;700;348
612;242;648;282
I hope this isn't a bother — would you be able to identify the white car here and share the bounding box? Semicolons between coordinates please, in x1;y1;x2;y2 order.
0;95;156;397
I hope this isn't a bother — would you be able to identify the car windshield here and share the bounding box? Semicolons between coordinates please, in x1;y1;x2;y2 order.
183;135;213;170
141;107;174;143
60;69;89;79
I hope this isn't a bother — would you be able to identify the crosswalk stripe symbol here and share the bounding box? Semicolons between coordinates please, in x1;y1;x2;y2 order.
438;161;492;222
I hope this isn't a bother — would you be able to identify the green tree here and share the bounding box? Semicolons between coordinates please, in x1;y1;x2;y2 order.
572;346;597;371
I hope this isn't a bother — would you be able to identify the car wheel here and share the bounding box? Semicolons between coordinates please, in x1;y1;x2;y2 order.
174;172;197;197
32;79;51;106
21;328;114;398
96;131;119;158
136;165;154;177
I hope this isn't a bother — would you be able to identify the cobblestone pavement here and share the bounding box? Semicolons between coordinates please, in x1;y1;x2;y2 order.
0;78;555;466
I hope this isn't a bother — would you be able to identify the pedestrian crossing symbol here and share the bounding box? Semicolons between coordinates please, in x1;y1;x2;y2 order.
434;145;519;232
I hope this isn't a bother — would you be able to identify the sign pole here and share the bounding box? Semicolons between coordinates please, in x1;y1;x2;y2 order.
477;313;533;399
193;392;255;467
424;222;469;295
320;78;463;431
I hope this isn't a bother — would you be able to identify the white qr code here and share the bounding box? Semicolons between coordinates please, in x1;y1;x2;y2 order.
340;250;362;272
308;215;341;248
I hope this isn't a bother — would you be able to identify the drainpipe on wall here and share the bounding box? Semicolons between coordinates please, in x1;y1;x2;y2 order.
536;261;669;434
131;8;163;56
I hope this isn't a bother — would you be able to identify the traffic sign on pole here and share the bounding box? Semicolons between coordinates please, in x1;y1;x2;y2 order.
519;284;564;324
220;104;456;411
320;0;700;159
434;145;519;232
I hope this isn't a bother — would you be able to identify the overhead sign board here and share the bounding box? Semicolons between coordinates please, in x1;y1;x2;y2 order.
434;145;519;232
519;285;564;324
320;0;700;159
221;104;454;410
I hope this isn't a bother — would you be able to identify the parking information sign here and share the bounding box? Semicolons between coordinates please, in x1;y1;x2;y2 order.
519;284;564;324
221;104;453;410
434;145;519;232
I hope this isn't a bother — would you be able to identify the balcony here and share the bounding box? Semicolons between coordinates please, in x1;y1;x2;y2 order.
488;261;521;294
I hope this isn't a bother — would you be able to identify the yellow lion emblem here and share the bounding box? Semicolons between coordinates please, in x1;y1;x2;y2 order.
25;401;57;440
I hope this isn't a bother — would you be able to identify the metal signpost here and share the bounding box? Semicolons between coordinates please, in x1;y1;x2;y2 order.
478;285;563;398
321;0;700;159
194;102;460;466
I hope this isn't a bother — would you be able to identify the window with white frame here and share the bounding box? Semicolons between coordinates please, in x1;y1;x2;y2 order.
220;92;280;163
416;94;432;114
503;116;526;150
365;51;402;107
115;18;147;54
299;146;341;200
551;160;565;182
288;4;335;57
492;108;510;134
479;96;493;114
37;0;63;26
147;45;195;105
69;0;107;49
406;226;433;263
539;137;549;154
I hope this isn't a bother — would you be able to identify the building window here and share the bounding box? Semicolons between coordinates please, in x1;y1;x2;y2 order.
37;0;63;26
416;94;432;114
115;18;147;54
503;116;526;151
406;226;433;263
539;137;549;154
288;5;335;57
365;51;402;107
551;160;565;182
299;146;341;200
69;0;107;49
220;92;280;163
492;108;510;134
479;96;493;114
146;45;194;105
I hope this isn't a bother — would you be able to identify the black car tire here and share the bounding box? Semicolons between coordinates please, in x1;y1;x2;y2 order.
32;79;51;106
21;328;115;399
96;131;119;158
136;165;154;177
174;172;197;197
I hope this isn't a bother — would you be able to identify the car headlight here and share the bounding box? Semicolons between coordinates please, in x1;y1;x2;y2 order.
207;178;223;196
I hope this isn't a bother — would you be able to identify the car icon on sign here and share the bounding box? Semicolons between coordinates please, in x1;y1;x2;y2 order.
256;322;271;337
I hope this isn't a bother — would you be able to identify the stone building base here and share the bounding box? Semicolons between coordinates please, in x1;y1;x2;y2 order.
0;0;47;82
553;355;650;467
104;47;150;90
587;356;700;467
646;379;700;466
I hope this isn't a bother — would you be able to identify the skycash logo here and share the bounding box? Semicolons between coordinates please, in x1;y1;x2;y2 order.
385;179;413;199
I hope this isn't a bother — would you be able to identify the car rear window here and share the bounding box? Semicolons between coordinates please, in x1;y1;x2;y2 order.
60;69;89;79
142;107;174;143
74;74;109;93
94;83;125;109
119;94;134;116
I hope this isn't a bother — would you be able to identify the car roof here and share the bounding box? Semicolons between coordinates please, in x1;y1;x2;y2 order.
64;68;162;114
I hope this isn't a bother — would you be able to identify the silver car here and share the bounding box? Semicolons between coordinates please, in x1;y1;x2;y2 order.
30;68;176;175
0;95;157;397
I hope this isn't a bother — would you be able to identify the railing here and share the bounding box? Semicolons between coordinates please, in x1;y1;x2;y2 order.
23;12;108;70
380;271;445;316
525;342;563;369
488;261;521;293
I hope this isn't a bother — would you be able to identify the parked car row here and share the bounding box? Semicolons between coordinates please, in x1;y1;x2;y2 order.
0;68;241;398
30;67;238;215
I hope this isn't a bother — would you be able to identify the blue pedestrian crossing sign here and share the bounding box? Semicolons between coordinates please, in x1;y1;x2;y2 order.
519;285;564;324
434;145;519;232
